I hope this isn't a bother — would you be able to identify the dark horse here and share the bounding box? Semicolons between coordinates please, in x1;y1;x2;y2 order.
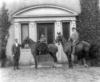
55;33;90;68
21;37;58;69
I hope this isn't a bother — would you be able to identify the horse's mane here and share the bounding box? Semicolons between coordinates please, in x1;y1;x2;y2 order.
61;35;67;43
28;38;36;44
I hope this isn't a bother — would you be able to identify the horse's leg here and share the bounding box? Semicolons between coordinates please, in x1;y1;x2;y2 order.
66;53;73;69
49;52;57;67
82;51;89;67
34;54;38;69
32;52;38;69
82;58;88;67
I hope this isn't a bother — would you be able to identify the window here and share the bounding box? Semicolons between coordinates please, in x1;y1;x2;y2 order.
21;23;29;48
62;22;70;40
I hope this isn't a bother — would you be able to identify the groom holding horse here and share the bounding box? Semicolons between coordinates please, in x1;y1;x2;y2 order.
12;39;21;70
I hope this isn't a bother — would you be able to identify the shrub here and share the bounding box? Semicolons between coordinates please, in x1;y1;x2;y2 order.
0;3;11;67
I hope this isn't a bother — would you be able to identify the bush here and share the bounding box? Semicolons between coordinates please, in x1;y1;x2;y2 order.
77;0;100;43
89;42;100;66
0;3;11;66
0;49;6;67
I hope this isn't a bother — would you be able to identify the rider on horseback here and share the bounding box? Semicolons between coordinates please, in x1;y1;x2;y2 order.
68;27;79;55
40;34;47;43
36;34;48;55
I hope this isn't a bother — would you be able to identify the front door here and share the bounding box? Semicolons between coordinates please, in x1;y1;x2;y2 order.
62;22;70;40
37;23;54;62
37;23;54;44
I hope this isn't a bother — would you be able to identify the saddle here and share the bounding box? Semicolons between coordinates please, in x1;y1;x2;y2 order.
35;41;48;55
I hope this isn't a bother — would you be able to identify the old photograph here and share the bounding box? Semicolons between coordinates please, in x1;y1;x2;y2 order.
0;0;100;82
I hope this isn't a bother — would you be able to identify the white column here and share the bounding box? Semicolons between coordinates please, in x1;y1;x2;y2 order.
70;20;76;36
14;22;20;43
29;22;37;42
29;22;37;64
55;21;62;39
55;21;62;62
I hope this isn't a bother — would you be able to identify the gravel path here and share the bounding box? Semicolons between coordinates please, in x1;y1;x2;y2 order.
0;65;100;82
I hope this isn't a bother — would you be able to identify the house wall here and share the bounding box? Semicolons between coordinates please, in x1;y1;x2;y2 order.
6;0;81;14
5;0;81;65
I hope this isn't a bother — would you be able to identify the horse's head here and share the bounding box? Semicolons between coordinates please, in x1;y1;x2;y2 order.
21;37;29;48
55;32;63;45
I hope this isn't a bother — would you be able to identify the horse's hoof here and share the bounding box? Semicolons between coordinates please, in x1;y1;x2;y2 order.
53;63;58;68
69;66;73;69
69;67;73;69
84;64;88;68
35;67;38;69
52;65;56;68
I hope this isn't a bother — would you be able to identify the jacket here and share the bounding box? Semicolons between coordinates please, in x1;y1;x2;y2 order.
69;31;79;43
40;36;47;43
12;43;21;55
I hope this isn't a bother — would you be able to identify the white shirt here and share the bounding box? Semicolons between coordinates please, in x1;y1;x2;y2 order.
15;43;18;47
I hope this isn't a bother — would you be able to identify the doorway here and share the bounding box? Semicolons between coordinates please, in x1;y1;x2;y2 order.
62;22;70;40
37;23;54;62
37;23;54;44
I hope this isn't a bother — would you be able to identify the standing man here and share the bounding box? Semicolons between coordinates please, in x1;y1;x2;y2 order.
12;39;21;70
68;27;79;55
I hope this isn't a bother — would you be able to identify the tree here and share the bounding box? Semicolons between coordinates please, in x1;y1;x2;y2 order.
0;3;11;66
77;0;100;66
77;0;100;43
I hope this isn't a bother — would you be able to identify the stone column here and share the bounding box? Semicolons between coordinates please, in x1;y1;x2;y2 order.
29;21;37;64
29;22;37;42
55;21;62;38
55;21;62;62
14;22;20;43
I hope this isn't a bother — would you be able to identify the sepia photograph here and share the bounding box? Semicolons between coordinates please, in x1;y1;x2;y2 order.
0;0;100;82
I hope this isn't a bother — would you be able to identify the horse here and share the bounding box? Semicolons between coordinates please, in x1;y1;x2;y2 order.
55;33;90;68
21;37;58;69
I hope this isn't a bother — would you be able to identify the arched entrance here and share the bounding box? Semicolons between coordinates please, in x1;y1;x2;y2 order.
37;23;55;62
37;23;54;44
12;5;78;65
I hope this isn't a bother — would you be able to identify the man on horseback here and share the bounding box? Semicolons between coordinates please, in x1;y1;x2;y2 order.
68;27;79;55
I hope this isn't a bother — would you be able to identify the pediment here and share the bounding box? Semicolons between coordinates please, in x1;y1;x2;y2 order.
12;5;78;17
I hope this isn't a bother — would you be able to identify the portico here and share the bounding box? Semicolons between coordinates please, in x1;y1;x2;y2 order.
12;5;78;65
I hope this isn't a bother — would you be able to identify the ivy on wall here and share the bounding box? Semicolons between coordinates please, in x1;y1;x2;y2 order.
0;3;11;62
77;0;100;43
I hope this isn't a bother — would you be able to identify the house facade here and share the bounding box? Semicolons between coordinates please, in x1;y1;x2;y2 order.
6;0;81;65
